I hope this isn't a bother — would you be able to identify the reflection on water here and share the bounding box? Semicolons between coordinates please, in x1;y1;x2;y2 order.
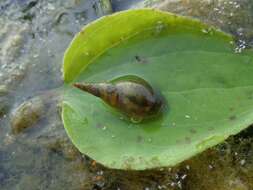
111;0;144;11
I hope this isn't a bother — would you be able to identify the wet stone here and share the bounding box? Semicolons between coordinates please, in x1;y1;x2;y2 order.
0;96;10;117
0;18;30;89
0;172;6;181
0;0;114;189
10;97;45;134
46;138;81;161
0;85;8;95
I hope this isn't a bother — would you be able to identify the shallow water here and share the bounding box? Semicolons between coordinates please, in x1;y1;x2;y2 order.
0;0;253;189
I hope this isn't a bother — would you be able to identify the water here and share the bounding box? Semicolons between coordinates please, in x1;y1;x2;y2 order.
111;0;144;11
0;0;253;190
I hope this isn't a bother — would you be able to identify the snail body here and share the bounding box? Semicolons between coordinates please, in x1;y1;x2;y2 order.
73;76;163;122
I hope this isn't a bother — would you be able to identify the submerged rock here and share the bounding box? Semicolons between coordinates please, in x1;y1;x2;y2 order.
10;89;61;134
147;0;253;46
0;85;8;95
0;18;30;89
10;96;45;134
0;85;10;117
0;97;10;117
0;0;115;189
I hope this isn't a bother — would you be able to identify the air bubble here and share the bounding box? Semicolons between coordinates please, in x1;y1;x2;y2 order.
201;28;214;35
130;117;142;123
97;170;104;175
181;174;187;180
155;21;165;34
185;115;191;119
201;29;208;34
234;40;246;53
33;54;39;58
240;159;246;165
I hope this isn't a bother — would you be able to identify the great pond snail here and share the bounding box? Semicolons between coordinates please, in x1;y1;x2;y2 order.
73;76;163;122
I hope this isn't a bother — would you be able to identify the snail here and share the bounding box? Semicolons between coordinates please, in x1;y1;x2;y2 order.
73;75;163;123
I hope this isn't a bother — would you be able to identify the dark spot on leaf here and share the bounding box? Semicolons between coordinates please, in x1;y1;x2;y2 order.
190;129;197;134
176;139;182;144
246;90;253;96
208;127;214;131
95;123;103;128
215;76;227;85
229;107;235;111
237;96;241;101
248;94;253;100
185;137;191;144
134;55;148;64
135;55;141;62
82;118;88;125
229;115;236;121
136;135;143;143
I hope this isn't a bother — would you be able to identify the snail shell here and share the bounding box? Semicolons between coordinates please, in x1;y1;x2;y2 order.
73;76;163;122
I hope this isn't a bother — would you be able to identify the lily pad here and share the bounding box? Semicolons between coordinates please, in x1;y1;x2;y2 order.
62;9;253;170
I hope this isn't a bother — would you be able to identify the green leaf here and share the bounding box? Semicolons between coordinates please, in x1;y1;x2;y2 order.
62;9;253;170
